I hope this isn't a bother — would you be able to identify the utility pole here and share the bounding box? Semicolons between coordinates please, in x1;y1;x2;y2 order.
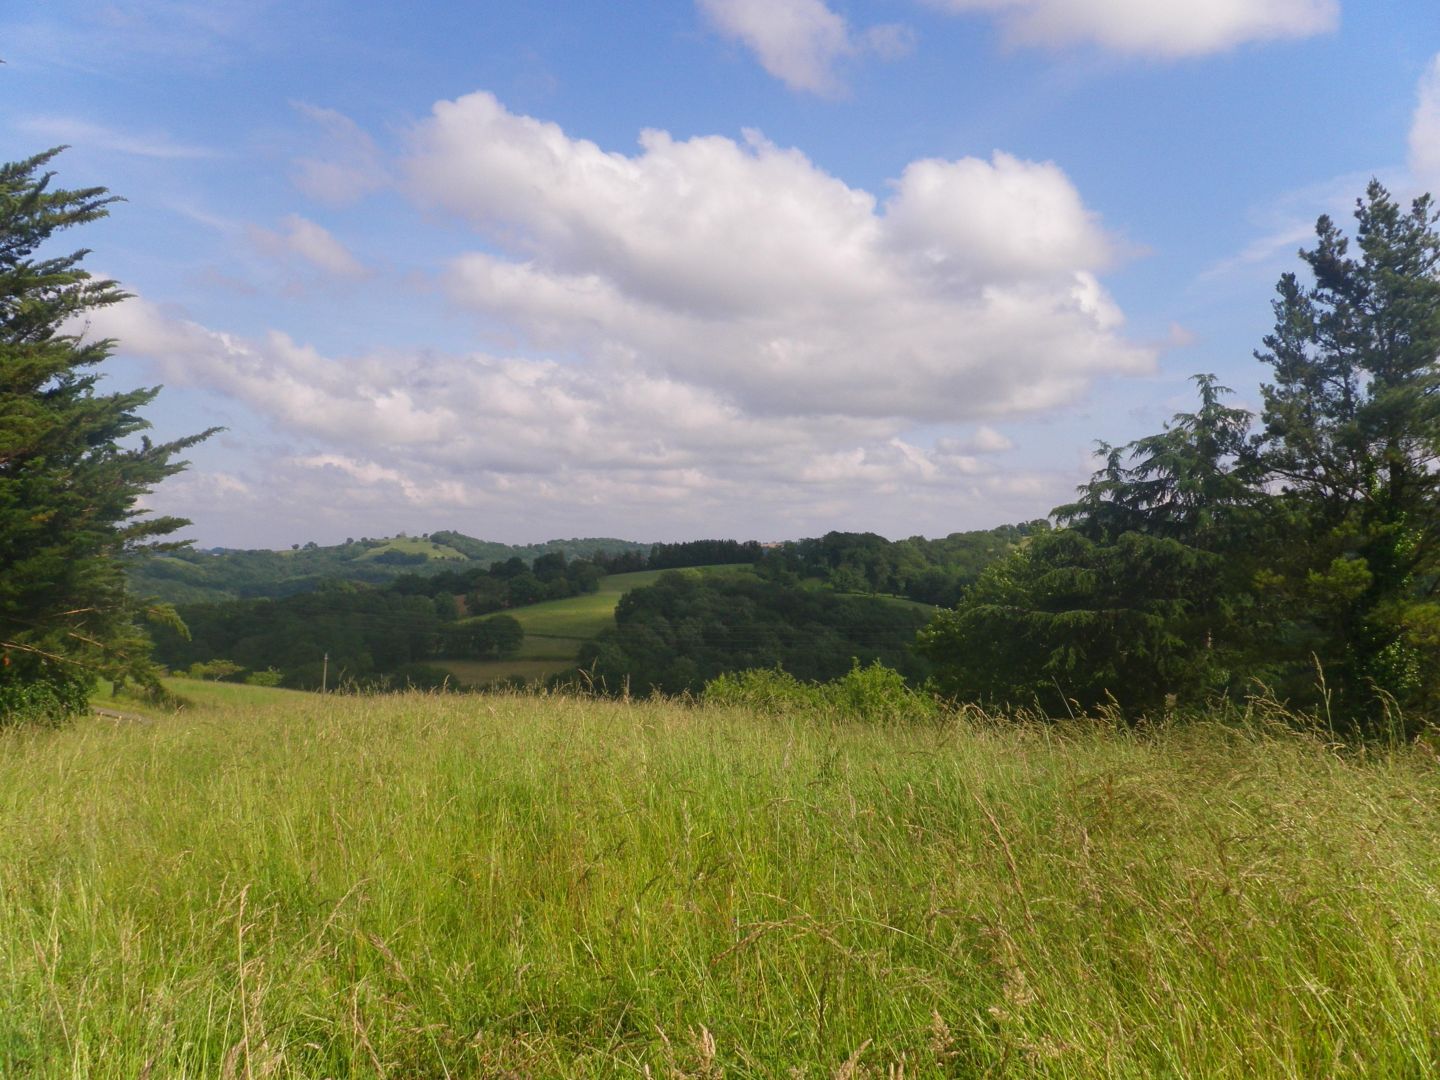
322;652;328;694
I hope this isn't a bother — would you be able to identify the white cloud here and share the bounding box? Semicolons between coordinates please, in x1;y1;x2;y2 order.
697;0;912;95
406;92;1149;423
90;92;1156;545
1411;54;1440;192
291;104;389;205
249;214;367;278
956;425;1016;453
883;153;1115;283
89;293;1074;545
1197;221;1315;283
927;0;1338;57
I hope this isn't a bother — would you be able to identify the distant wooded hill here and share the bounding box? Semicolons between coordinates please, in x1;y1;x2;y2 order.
126;532;651;604
141;525;1042;694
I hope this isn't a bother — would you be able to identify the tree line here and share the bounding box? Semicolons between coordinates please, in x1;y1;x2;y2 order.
578;571;932;694
754;524;1046;606
389;551;605;612
151;581;525;691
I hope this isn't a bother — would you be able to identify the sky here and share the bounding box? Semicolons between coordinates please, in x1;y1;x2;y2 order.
5;0;1440;549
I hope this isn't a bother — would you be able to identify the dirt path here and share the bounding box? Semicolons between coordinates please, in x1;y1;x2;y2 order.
92;706;154;724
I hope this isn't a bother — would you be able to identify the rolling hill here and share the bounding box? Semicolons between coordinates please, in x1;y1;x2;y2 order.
126;532;651;604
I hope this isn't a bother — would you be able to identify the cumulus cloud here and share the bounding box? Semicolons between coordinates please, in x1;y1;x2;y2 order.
926;0;1338;57
406;92;1149;423
249;214;367;278
90;293;1077;543
698;0;912;95
1412;54;1440;192
95;92;1157;544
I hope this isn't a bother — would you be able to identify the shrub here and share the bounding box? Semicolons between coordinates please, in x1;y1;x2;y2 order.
186;659;244;681
824;659;938;724
0;668;92;728
705;661;937;723
703;667;825;715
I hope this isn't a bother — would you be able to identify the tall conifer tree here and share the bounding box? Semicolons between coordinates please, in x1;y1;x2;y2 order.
1254;182;1440;722
0;149;215;722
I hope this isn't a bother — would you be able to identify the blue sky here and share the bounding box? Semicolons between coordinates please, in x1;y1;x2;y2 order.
6;0;1440;548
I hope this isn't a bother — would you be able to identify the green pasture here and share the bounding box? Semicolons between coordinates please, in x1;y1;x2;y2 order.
355;536;469;562
93;677;305;715
459;565;756;669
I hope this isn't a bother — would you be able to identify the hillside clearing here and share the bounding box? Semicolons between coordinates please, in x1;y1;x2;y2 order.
445;565;757;677
355;536;469;562
3;691;1438;1076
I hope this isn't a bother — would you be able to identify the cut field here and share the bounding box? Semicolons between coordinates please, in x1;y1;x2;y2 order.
5;690;1440;1076
441;565;755;681
355;536;469;562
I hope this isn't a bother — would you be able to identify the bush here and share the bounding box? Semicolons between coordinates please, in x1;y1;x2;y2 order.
825;659;938;724
703;667;825;715
186;659;244;681
0;668;92;727
704;661;937;723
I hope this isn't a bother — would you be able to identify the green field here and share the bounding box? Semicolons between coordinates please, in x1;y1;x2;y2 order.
441;565;756;680
355;536;469;562
5;690;1439;1076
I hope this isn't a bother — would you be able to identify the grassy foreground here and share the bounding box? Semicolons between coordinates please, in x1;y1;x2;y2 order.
3;693;1440;1077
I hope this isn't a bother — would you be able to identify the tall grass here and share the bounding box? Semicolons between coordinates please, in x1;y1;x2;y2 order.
2;690;1439;1076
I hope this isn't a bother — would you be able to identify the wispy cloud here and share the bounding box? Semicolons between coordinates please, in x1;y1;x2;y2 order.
16;116;219;159
697;0;913;96
290;103;390;205
1197;222;1316;283
924;0;1339;58
248;214;368;279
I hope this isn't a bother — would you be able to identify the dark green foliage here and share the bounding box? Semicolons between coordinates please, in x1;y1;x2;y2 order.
393;551;604;613
704;660;939;722
0;149;215;723
917;378;1271;717
918;528;1224;714
441;614;524;660
150;570;533;689
371;549;429;566
152;582;462;691
645;538;764;569
921;182;1440;731
759;525;1043;606
579;571;931;695
0;670;91;726
1054;374;1259;548
1248;183;1440;724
